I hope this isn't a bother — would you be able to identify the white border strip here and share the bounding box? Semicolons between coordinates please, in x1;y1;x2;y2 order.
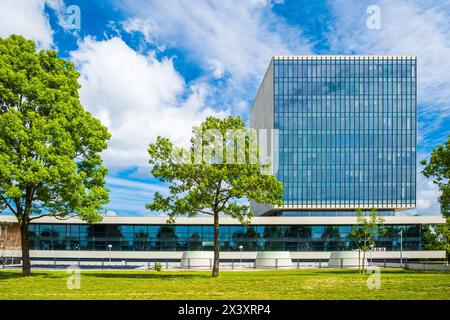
0;215;445;225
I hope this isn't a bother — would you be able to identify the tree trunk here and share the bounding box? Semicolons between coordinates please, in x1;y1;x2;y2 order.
358;249;361;273
19;221;31;276
212;211;220;278
362;250;366;273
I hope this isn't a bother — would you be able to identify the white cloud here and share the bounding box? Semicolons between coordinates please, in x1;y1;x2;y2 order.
414;152;442;216
105;175;170;215
0;0;64;48
207;58;225;79
104;210;118;217
122;17;156;44
411;173;441;216
107;176;168;194
70;36;228;170
119;0;313;110
327;0;450;133
399;152;441;216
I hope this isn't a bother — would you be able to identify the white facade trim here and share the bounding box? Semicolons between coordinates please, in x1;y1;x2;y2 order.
2;250;445;260
273;55;417;60
0;215;445;225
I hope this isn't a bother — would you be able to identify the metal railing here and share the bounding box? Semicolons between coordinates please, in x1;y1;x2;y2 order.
1;257;434;271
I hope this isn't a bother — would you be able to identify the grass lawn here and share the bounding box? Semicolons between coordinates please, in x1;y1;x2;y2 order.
0;269;449;300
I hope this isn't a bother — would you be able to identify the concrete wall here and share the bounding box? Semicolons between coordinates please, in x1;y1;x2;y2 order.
250;58;274;134
405;263;450;271
250;58;275;216
2;249;445;260
1;223;21;250
0;215;444;225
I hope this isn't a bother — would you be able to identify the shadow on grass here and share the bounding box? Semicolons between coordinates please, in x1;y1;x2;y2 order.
0;271;63;280
220;268;447;277
2;268;445;282
307;268;450;275
84;272;211;280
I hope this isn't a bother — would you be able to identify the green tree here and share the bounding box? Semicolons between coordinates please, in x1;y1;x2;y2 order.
421;135;450;260
423;219;450;261
146;116;283;277
349;209;386;273
0;35;110;276
421;134;450;218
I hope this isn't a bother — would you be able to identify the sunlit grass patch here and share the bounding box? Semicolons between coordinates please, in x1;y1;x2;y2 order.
0;269;448;300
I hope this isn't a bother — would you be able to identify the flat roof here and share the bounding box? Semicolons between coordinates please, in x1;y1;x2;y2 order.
0;215;444;225
273;55;416;60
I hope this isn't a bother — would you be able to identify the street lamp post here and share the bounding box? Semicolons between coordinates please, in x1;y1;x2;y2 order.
107;244;112;267
369;244;374;265
75;244;80;266
398;229;403;268
238;245;243;265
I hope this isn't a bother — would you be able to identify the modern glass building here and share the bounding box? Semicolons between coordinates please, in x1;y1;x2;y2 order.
27;222;423;252
1;215;444;262
251;56;416;216
1;56;444;264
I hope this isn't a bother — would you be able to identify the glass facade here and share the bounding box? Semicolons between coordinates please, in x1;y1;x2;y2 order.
273;56;416;208
28;223;422;252
278;210;394;217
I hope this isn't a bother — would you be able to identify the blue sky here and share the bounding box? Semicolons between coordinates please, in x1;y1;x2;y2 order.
0;0;449;216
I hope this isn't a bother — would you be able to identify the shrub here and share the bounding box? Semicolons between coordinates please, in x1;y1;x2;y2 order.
154;262;162;272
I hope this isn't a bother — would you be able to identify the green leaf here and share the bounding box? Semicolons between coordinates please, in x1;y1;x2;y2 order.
0;35;110;223
146;116;284;222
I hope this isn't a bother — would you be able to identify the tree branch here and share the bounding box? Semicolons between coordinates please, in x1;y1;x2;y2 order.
0;195;17;215
217;194;232;213
29;214;49;221
196;210;214;216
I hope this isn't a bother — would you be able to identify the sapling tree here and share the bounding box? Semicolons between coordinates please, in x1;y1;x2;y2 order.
350;208;386;273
